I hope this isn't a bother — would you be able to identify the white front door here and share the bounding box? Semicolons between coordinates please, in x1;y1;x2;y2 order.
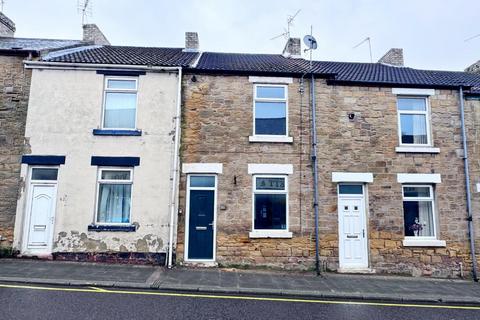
24;168;58;254
338;184;368;270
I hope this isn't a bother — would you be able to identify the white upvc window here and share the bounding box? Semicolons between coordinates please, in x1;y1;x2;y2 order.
402;185;437;239
397;96;431;146
95;168;133;225
252;175;289;232
253;84;288;137
102;77;138;130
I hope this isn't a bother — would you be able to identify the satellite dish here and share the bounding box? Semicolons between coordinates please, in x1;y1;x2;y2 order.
303;35;318;50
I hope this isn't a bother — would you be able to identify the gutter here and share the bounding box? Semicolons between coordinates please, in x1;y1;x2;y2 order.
24;60;182;72
167;67;183;268
459;86;479;281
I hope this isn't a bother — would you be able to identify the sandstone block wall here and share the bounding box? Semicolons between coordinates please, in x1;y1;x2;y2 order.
179;73;479;278
0;55;31;251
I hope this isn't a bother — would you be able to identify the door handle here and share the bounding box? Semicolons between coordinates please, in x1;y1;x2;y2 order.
363;229;365;238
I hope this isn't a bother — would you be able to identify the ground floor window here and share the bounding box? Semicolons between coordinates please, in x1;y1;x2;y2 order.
96;168;133;224
402;185;436;237
253;175;288;230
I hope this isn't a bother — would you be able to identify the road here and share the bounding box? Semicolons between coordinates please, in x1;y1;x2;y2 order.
0;283;478;320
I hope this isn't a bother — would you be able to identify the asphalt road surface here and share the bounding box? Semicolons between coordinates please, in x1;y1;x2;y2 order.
0;283;478;320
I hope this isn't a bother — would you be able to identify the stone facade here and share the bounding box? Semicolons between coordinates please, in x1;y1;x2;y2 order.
0;55;31;252
179;73;480;278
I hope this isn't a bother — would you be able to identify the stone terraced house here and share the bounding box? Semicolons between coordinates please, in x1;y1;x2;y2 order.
178;39;480;278
5;24;480;278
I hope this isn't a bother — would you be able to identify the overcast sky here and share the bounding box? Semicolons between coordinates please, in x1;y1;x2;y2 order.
4;0;480;71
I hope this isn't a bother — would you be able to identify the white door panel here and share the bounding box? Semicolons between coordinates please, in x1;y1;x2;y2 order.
338;195;368;269
27;185;56;248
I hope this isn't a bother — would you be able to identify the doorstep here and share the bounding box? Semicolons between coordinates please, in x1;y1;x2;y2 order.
337;268;376;274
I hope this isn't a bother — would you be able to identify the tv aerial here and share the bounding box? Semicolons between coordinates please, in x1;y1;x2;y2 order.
353;37;373;63
0;0;5;12
270;9;301;40
465;33;480;42
77;0;93;25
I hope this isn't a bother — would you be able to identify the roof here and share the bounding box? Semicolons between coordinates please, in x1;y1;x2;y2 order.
0;37;85;55
40;45;480;92
194;52;480;90
193;52;316;75
43;45;199;67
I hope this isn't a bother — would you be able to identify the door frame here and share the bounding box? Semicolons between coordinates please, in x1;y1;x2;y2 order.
184;174;218;262
337;183;369;270
22;166;59;255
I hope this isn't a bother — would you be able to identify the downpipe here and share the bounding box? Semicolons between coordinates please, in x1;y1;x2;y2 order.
310;74;321;276
459;86;478;281
167;67;183;268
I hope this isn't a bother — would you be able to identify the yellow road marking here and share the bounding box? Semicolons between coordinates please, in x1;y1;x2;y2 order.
0;283;479;311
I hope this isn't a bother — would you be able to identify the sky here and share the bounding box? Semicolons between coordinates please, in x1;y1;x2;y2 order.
3;0;480;71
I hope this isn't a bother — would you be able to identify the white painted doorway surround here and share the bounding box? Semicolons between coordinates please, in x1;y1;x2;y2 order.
337;184;369;270
22;167;59;256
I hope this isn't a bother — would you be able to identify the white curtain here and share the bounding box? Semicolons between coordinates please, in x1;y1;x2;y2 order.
412;114;428;144
418;201;434;236
98;184;131;223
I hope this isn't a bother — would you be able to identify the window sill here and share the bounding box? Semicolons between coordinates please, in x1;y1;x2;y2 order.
92;129;142;136
402;239;446;247
249;231;292;239
249;136;293;143
395;146;440;153
87;224;136;232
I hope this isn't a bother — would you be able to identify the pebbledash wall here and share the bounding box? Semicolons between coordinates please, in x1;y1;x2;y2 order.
13;68;179;263
0;55;31;252
178;73;480;277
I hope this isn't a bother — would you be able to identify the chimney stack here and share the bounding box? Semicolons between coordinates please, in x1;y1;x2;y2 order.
184;32;199;52
378;48;404;66
465;60;480;74
82;24;110;45
282;38;301;58
0;12;15;37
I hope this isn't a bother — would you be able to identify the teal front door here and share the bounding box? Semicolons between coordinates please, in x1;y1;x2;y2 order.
187;175;216;261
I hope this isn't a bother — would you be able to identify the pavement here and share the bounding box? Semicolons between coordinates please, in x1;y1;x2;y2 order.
1;258;479;305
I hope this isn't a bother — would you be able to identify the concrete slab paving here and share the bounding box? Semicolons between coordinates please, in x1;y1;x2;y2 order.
1;259;479;304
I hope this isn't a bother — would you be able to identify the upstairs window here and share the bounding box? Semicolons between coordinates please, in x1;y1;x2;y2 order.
253;85;287;136
402;185;436;238
103;77;138;129
397;97;430;145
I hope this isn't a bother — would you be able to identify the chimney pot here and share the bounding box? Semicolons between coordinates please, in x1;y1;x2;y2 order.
378;48;404;66
184;32;199;52
282;38;301;58
82;24;110;45
0;12;15;37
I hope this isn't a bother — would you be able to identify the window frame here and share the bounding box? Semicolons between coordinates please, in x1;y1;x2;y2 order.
252;84;289;138
396;96;432;147
402;184;437;240
94;167;134;226
29;166;59;183
101;76;139;131
251;174;289;232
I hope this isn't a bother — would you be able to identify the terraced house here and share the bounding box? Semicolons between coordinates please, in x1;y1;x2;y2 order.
12;35;199;264
9;29;480;278
178;39;480;278
0;12;89;255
